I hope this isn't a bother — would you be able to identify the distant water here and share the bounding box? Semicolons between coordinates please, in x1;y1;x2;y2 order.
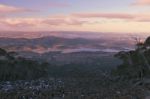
0;31;149;39
62;48;120;53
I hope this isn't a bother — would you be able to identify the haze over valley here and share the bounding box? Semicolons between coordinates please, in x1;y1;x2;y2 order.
0;31;148;54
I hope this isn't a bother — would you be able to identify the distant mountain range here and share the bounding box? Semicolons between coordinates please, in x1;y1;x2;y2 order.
0;31;148;69
0;35;133;54
0;31;148;55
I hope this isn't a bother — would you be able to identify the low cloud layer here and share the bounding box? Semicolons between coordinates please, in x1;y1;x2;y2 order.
0;17;88;29
1;12;150;32
72;13;134;19
0;4;33;14
72;12;150;22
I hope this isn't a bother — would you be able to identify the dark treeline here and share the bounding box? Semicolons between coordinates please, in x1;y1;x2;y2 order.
0;48;48;81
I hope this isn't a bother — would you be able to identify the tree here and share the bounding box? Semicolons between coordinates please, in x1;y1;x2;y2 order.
0;48;7;56
113;36;150;79
145;36;150;46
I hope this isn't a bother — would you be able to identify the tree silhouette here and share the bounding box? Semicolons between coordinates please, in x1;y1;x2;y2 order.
113;36;150;79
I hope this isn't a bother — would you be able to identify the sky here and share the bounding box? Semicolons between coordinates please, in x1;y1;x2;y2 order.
0;0;150;33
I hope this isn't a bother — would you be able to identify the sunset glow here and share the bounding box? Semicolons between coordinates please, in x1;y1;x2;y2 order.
0;0;150;33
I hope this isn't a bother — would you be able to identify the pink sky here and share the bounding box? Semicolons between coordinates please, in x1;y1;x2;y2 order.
0;0;150;33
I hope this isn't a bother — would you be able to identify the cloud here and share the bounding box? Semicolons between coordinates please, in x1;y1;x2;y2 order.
1;12;150;31
132;0;150;6
0;4;33;14
72;13;134;19
1;20;34;28
0;16;87;29
0;18;40;28
43;18;87;26
72;12;150;22
137;19;150;22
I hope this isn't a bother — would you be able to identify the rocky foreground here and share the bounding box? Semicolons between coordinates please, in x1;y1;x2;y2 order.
0;75;150;99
